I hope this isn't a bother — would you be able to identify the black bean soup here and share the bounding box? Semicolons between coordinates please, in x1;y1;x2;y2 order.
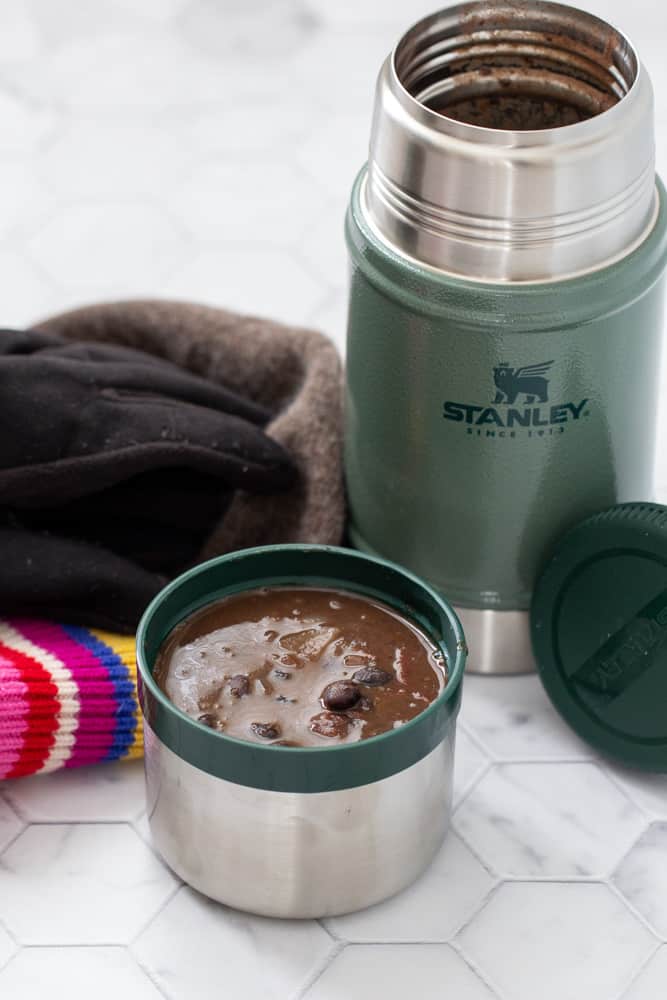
154;587;447;747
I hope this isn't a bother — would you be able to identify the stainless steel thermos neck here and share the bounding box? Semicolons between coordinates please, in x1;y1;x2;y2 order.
365;1;656;282
345;0;667;673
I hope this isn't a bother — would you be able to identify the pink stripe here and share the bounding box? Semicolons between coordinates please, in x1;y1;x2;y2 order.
0;691;30;706
0;733;28;749
0;665;27;778
16;621;117;767
0;708;30;723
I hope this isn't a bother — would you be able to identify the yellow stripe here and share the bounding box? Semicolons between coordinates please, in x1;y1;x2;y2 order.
90;629;144;758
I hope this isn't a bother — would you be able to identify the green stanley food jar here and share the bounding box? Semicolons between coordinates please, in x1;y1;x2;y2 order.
345;1;667;673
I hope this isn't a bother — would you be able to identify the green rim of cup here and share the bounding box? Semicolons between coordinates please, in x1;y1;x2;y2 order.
136;544;466;793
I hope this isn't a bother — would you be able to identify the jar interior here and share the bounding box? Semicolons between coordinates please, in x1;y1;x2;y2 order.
394;1;637;130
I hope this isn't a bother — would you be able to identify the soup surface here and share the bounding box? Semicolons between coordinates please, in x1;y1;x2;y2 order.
155;586;447;747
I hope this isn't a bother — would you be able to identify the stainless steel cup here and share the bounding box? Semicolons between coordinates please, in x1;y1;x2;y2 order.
345;1;667;674
136;544;466;918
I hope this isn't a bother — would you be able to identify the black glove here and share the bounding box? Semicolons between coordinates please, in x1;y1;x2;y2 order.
0;330;293;505
0;526;166;632
0;329;297;630
7;468;233;574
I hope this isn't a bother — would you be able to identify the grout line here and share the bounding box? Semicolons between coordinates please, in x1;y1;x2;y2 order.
602;767;663;823
1;791;34;826
463;752;598;765
15;942;141;950
294;936;513;1000
0;916;19;946
10;938;158;949
608;826;657;887
130;949;173;1000
457;720;494;760
126;817;177;873
454;722;599;766
290;246;340;298
455;719;502;764
461;756;600;768
0;948;20;977
309;934;499;947
292;940;346;1000
131;800;147;822
606;880;665;941
0;815;178;878
450;939;505;999
450;870;640;885
128;882;183;947
614;940;662;1000
587;760;656;815
448;819;499;880
461;733;504;759
450;754;645;817
289;156;343;209
318;918;340;944
0;822;27;859
452;878;505;941
10;245;68;299
131;814;153;848
452;879;506;941
452;758;492;813
1;814;144;827
499;874;624;884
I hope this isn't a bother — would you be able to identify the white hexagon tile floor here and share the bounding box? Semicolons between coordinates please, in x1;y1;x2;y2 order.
1;1;667;998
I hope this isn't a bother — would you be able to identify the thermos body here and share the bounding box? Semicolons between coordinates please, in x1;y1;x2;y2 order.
345;174;667;670
344;2;667;673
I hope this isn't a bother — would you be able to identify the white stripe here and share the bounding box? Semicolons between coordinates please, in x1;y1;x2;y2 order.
0;621;79;771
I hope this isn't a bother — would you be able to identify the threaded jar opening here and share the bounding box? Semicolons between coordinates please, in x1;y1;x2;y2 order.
394;1;637;130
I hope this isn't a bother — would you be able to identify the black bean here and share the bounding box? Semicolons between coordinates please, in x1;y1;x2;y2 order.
227;674;250;698
197;712;221;729
348;695;373;715
352;666;394;686
273;669;292;679
250;721;281;740
321;680;361;712
309;711;350;738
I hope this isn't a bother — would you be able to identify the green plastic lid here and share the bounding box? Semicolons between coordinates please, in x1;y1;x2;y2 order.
531;502;667;772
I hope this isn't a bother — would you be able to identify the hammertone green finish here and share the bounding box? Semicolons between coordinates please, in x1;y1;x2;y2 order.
136;544;466;794
345;170;667;611
531;502;667;771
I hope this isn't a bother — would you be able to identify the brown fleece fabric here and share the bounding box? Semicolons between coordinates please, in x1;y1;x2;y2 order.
36;300;345;557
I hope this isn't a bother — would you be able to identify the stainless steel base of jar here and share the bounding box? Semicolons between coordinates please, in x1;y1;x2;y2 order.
454;606;536;675
144;723;455;919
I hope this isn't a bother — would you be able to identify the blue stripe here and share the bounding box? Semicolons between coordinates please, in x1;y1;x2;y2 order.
63;625;138;760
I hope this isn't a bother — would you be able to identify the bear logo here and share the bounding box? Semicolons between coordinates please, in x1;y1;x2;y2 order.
492;361;554;405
